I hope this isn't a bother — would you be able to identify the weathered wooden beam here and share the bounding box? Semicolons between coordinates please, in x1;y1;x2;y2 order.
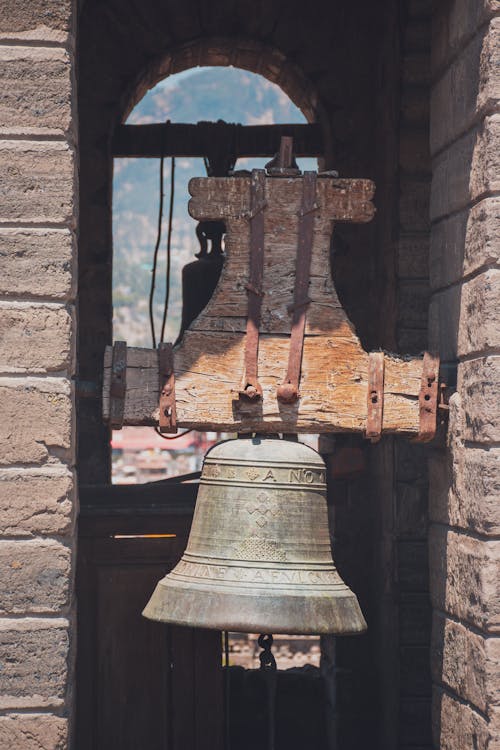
102;343;424;435
112;122;323;159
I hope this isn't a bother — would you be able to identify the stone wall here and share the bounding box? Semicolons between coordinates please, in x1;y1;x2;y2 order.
0;2;77;748
428;2;500;749
0;0;497;747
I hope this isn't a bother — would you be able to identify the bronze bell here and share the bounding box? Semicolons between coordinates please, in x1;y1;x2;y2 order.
143;437;366;635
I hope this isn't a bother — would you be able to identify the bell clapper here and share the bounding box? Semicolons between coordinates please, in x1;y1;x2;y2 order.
258;634;277;750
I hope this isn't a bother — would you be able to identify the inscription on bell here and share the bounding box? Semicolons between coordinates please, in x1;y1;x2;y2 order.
289;468;325;484
203;460;325;485
175;559;338;585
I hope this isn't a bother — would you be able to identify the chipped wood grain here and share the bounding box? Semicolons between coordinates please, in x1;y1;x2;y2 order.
103;339;422;434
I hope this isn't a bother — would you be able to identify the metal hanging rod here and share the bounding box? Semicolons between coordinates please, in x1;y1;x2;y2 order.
112;121;323;159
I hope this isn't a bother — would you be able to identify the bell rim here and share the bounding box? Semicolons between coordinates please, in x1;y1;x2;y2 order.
143;579;367;636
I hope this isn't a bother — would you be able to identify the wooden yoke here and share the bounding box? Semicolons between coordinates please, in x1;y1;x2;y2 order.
103;168;439;441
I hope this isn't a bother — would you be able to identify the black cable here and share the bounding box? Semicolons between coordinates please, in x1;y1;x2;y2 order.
150;152;191;441
154;425;192;441
148;154;165;349
160;156;175;344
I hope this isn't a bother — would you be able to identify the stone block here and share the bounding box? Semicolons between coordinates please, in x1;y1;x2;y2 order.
0;141;75;225
399;178;431;232
0;714;67;750
429;269;500;360
460;357;500;442
0;1;72;44
432;0;500;73
396;326;428;354
0;713;68;750
397;235;429;279
403;18;431;53
407;0;432;20
458;269;500;356
399;128;431;174
0;618;68;709
402;53;431;85
0;378;72;465
401;88;430;126
0;229;75;299
0;469;74;536
432;687;500;750
431;115;500;222
399;702;432;747
0;539;71;614
397;281;429;328
0;47;72;137
430;197;500;291
431;19;500;155
429;444;500;536
395;439;428;482
395;481;428;538
0;304;73;373
429;526;500;633
428;286;460;362
432;611;500;715
398;540;429;591
399;593;432;645
400;645;432;697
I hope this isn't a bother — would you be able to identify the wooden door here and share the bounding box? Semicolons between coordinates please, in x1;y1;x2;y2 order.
76;482;223;750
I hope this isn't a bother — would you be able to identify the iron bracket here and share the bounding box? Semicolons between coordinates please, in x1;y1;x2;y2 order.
239;169;266;401
366;352;385;442
413;351;440;443
277;171;318;404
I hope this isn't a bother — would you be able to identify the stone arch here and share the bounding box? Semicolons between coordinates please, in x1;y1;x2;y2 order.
122;36;327;130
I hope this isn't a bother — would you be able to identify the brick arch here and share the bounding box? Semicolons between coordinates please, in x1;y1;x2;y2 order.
122;36;326;129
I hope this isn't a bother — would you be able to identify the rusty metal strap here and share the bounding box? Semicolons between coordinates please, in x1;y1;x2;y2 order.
110;340;127;430
413;351;440;443
277;172;318;404
239;169;266;400
158;342;177;433
366;352;385;442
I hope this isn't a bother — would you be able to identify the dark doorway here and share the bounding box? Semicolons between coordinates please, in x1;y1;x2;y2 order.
76;480;223;750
